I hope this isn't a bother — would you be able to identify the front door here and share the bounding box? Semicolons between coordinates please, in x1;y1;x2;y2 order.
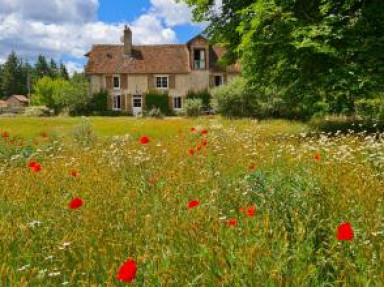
132;94;142;116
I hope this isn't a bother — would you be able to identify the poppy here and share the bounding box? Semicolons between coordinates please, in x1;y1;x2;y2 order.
239;208;245;212
249;164;256;172
201;129;208;135
189;149;195;156
71;171;78;177
190;127;196;132
314;153;321;162
247;206;256;217
117;259;137;283
196;146;202;151
188;200;200;209
68;197;83;210
202;139;207;146
41;132;48;138
228;219;237;226
2;132;9;138
337;222;354;241
139;136;150;144
28;161;41;173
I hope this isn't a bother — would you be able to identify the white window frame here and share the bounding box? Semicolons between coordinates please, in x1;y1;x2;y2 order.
193;49;206;70
214;75;224;87
113;75;120;90
112;94;122;111
155;75;169;89
172;96;183;110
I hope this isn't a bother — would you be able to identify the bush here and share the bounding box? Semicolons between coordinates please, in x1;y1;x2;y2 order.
184;98;203;117
355;98;381;120
186;90;211;110
147;107;164;119
23;106;54;117
88;90;109;112
309;114;384;133
212;77;259;118
145;91;170;115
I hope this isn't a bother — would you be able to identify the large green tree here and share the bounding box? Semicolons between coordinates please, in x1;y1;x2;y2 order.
1;51;27;98
182;0;384;118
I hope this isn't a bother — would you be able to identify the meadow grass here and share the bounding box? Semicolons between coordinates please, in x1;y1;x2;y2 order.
0;117;383;286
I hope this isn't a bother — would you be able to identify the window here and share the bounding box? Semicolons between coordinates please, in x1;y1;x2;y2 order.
113;95;121;110
133;95;142;108
156;76;168;89
214;75;223;87
113;76;120;89
173;97;182;109
194;49;206;69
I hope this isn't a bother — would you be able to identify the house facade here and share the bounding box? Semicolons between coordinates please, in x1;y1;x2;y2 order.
85;26;240;115
6;95;29;108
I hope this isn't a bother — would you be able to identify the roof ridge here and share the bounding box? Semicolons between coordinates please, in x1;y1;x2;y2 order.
93;44;187;48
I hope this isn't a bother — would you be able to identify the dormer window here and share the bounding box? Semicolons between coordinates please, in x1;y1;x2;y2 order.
193;49;206;69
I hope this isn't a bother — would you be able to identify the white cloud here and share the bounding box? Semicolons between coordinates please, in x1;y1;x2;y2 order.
64;61;84;76
149;0;195;27
0;0;200;68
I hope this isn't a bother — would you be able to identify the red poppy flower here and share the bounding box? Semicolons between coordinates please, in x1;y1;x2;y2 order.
196;145;202;151
202;139;207;146
71;171;78;177
247;206;256;217
41;132;48;138
314;153;321;162
239;208;245;212
139;136;150;144
190;127;196;132
188;200;200;209
189;149;195;156
228;219;237;226
2;131;9;138
28;161;41;172
337;222;354;241
249;164;256;172
201;129;208;135
117;259;137;283
68;197;83;210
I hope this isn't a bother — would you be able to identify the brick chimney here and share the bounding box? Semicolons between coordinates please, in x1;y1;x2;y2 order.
124;25;132;56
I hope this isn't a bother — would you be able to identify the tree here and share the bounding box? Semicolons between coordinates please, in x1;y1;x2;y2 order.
182;0;384;118
59;63;69;80
1;51;26;98
35;55;50;78
49;59;59;79
0;64;3;99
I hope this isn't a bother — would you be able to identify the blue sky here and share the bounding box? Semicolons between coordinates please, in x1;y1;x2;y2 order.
0;0;206;74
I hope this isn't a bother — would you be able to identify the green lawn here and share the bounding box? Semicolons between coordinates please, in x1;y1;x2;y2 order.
0;117;383;286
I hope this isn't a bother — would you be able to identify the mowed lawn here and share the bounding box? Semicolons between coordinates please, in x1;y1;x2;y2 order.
0;117;383;286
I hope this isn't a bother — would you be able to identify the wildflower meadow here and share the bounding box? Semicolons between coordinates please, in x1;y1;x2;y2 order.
0;117;383;286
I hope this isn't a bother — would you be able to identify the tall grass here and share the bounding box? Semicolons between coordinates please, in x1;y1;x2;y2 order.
0;117;383;285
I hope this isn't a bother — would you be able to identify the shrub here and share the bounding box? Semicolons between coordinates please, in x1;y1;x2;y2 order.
355;98;381;120
184;98;203;117
23;106;54;117
212;77;258;118
147;107;164;119
88;90;109;112
186;90;211;110
145;91;170;115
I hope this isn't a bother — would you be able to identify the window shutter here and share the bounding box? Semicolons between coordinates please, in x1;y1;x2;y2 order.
209;75;215;88
106;76;112;89
148;74;154;90
121;94;126;110
169;74;175;89
121;74;128;89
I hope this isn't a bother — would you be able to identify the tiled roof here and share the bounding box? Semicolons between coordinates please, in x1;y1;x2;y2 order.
10;95;29;102
85;44;240;74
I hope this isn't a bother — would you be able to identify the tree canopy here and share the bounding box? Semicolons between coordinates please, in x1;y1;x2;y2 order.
182;0;384;118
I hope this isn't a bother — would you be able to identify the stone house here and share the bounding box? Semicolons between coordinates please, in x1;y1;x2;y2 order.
6;95;29;108
0;100;7;108
85;26;240;115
